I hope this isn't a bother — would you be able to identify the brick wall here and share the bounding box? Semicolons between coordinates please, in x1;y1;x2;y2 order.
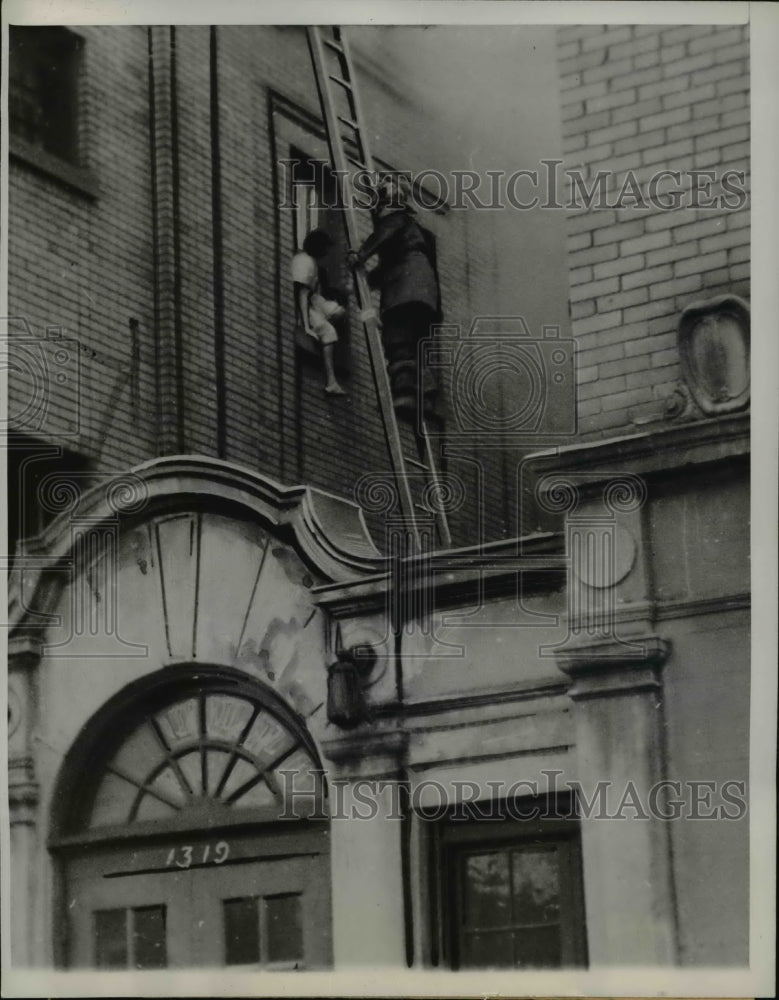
8;26;158;469
8;25;510;545
557;23;750;438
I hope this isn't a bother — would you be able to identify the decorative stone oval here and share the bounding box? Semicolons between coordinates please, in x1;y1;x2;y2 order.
677;295;750;415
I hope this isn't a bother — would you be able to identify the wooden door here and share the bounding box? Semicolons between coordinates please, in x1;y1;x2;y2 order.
64;825;331;969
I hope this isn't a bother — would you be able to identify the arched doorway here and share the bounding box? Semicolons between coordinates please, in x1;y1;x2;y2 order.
50;665;332;970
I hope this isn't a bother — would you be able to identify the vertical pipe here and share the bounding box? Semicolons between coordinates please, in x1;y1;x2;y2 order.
169;27;185;453
209;26;227;458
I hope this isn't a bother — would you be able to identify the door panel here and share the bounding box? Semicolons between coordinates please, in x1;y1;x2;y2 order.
192;856;330;968
64;826;331;969
68;866;193;968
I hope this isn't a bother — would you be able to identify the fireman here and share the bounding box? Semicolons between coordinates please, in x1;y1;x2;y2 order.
348;175;441;417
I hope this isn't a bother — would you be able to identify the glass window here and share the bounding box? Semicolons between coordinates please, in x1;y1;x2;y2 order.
132;906;167;969
265;894;303;963
82;689;320;829
94;909;127;968
438;800;587;970
94;905;167;969
9;27;83;163
457;844;565;968
224;897;260;965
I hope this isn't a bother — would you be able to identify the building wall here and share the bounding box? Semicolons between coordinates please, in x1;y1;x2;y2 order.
557;23;750;438
8;24;573;547
649;463;750;964
7;20;752;975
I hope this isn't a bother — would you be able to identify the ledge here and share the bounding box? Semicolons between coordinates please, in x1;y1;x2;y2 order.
321;725;409;772
313;531;566;616
10;135;100;200
526;412;749;484
556;635;670;700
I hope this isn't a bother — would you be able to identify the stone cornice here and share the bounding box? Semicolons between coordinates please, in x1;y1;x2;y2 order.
313;532;566;617
321;725;409;774
7;456;386;631
526;412;749;485
556;635;670;699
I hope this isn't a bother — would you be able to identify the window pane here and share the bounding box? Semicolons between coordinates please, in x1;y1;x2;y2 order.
511;847;560;924
176;750;203;795
156;698;200;750
111;722;163;783
205;749;234;797
265;894;303;963
230;777;277;809
514;925;562;968
205;695;253;742
132;905;167;969
242;712;296;768
89;772;137;828
224;897;259;965
135;791;177;823
9;27;80;161
460;930;513;968
94;909;127;968
462;852;510;928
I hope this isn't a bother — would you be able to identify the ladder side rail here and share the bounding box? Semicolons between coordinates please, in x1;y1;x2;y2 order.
337;29;376;176
306;26;451;551
308;27;421;542
419;419;453;549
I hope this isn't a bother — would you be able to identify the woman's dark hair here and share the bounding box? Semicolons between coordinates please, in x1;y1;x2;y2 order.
302;228;333;257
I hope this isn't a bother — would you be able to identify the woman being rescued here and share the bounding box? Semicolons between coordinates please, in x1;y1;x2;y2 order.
291;228;347;395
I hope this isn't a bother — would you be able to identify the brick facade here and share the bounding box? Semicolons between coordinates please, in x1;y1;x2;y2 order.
10;24;543;546
8;23;750;542
557;23;749;438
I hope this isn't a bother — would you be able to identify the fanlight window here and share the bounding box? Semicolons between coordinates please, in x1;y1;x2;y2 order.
87;690;320;829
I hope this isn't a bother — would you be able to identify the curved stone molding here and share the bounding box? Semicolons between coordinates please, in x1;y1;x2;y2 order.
677;294;750;416
8;456;384;631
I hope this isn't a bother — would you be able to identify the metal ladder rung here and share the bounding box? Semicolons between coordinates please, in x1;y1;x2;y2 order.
337;114;359;132
328;74;353;91
307;25;451;552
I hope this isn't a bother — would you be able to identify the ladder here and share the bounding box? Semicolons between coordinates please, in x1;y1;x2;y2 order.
306;26;451;552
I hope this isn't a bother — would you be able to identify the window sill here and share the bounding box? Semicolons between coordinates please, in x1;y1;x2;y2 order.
9;135;99;200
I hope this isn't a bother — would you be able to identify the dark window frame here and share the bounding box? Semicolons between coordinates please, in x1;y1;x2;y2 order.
429;797;588;970
8;25;99;198
288;145;352;378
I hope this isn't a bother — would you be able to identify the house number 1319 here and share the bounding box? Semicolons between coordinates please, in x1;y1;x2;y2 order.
165;841;230;868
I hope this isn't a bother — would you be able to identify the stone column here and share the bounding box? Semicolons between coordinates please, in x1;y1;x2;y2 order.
558;638;677;965
321;728;409;968
540;471;678;964
8;635;42;967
